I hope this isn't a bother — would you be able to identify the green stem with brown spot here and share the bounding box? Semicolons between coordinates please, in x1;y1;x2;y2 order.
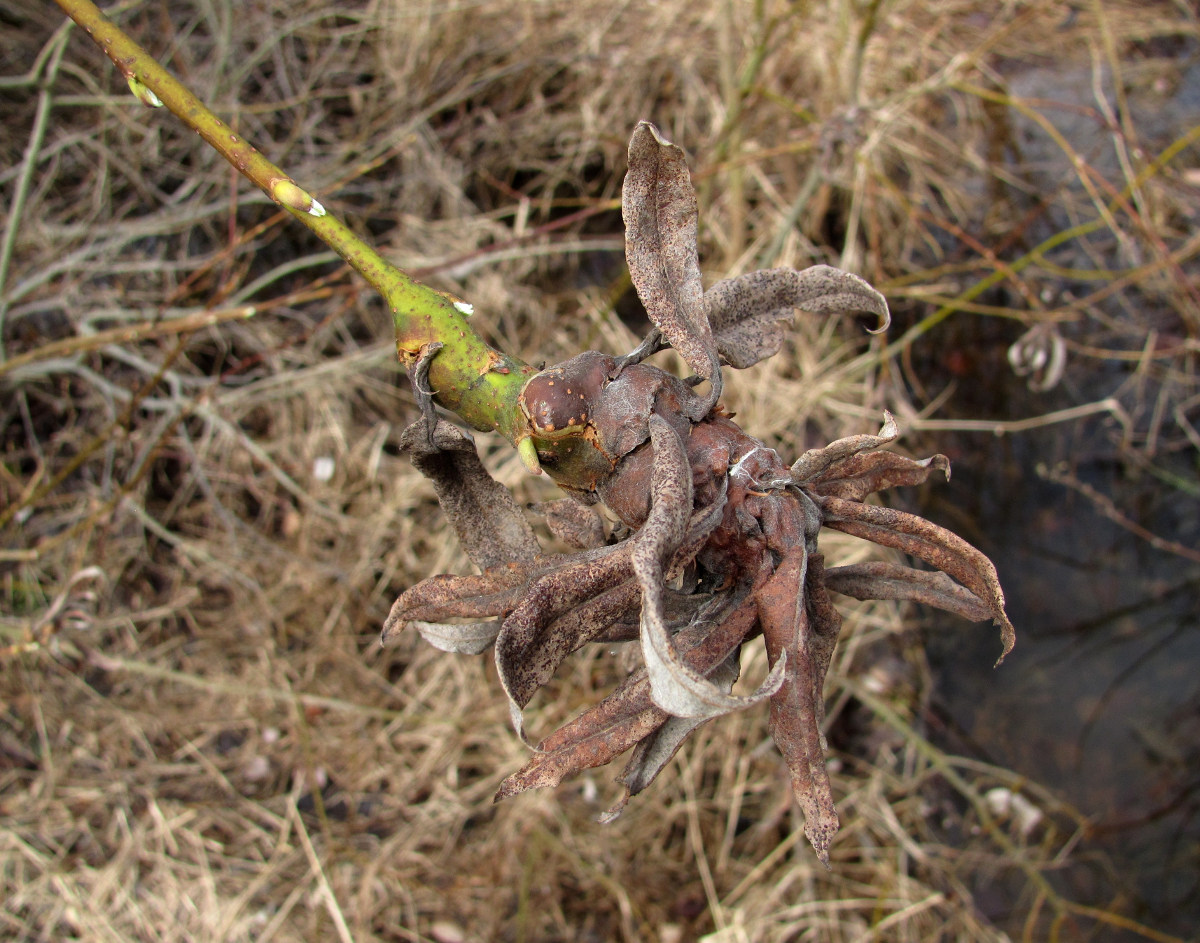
52;0;539;461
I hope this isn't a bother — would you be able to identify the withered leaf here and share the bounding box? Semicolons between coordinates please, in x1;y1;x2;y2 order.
382;565;533;644
532;498;608;550
825;561;995;623
802;553;845;704
790;411;898;485
623;122;722;416
495;543;636;712
497;589;762;804
400;418;540;570
806;451;951;502
495;482;730;727
705;266;891;370
818;495;1016;663
495;683;667;801
757;551;841;865
617;650;738;795
383;545;628;645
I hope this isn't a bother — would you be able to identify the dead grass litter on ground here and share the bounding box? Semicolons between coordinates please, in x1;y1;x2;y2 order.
3;1;1197;941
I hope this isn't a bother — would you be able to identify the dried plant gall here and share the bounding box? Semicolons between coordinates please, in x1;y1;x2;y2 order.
518;351;611;438
385;122;1015;863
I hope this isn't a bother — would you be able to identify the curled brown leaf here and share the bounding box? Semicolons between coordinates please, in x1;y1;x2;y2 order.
819;495;1016;663
401;419;540;570
622;122;721;416
757;551;841;865
705;266;891;370
825;561;996;623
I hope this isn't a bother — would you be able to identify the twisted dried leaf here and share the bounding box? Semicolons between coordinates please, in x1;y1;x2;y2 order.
496;544;636;711
825;561;995;623
382;567;532;643
803;554;845;700
757;551;841;864
623;122;721;415
497;590;761;803
401;418;540;569
705;266;891;369
806;451;951;502
617;650;738;795
497;482;729;723
495;685;667;801
819;495;1016;662
383;544;630;643
790;411;899;484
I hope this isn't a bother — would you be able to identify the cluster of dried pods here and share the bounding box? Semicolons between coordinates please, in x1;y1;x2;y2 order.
383;123;1014;863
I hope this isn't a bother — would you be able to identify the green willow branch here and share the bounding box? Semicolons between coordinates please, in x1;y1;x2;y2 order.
52;0;542;471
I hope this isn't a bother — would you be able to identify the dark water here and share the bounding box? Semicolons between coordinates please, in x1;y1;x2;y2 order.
919;417;1200;937
900;46;1200;939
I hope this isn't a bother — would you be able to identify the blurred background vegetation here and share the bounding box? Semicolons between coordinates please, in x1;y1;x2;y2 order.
2;1;1198;940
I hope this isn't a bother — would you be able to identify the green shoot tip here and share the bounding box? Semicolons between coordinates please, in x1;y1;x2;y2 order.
271;178;323;217
126;75;163;108
517;438;542;475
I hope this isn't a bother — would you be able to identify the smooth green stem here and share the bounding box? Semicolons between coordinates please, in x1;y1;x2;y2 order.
52;0;538;452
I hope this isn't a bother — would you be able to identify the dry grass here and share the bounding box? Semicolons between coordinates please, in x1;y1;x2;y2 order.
2;1;1197;940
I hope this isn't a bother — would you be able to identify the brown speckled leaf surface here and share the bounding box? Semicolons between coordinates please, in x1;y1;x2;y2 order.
622;123;721;415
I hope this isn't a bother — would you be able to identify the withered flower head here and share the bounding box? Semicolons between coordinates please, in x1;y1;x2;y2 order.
383;122;1014;864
